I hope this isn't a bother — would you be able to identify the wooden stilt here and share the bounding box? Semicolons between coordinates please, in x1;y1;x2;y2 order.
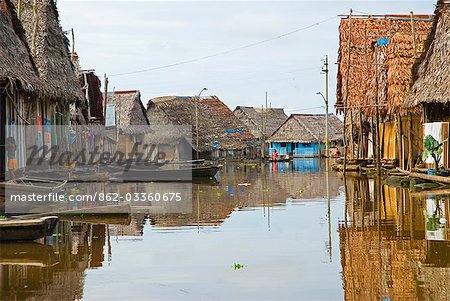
396;114;403;169
343;9;353;172
408;114;414;171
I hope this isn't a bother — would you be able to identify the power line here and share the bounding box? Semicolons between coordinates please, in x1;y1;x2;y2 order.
109;13;343;77
285;105;325;113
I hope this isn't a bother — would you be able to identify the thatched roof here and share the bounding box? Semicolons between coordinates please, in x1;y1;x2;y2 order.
405;1;450;107
267;114;343;143
233;106;288;137
336;14;433;116
12;0;84;102
365;29;431;117
0;0;40;93
109;90;150;127
147;96;256;151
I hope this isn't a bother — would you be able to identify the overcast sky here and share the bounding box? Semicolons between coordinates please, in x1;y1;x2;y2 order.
59;1;436;114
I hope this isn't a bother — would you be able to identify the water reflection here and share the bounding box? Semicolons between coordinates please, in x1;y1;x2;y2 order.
3;159;449;300
0;223;107;300
340;176;450;301
1;159;346;300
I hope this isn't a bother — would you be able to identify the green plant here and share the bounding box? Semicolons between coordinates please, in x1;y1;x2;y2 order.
233;263;245;270
423;134;444;172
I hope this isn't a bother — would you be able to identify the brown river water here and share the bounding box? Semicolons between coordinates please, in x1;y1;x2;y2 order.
0;159;449;300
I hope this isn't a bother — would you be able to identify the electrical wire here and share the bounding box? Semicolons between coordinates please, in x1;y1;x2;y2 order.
109;13;343;77
285;106;325;113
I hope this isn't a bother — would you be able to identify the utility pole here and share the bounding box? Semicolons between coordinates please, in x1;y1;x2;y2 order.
263;92;268;158
103;74;109;154
103;74;108;125
322;55;330;158
195;88;208;160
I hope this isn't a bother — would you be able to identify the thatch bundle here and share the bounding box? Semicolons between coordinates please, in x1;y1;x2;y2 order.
337;15;432;118
0;0;40;93
406;1;450;108
11;0;84;102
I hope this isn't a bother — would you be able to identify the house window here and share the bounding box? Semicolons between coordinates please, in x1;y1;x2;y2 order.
281;142;287;147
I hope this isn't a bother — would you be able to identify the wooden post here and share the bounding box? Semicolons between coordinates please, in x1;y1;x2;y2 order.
343;9;353;172
374;43;381;176
17;0;22;18
260;105;265;158
31;0;38;53
359;112;364;159
410;12;418;59
71;28;75;55
408;114;414;171
350;110;354;159
396;114;403;168
102;74;108;154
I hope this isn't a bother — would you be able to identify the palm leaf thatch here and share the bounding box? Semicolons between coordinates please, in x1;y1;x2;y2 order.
11;0;84;102
267;114;343;143
405;1;450;108
147;96;256;152
365;30;431;118
109;90;150;128
336;15;432;117
0;0;40;93
233;106;288;137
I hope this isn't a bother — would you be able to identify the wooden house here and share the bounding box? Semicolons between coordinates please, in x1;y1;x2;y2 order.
0;0;43;178
146;96;257;160
6;0;85;171
108;90;152;159
267;114;343;158
233;106;287;156
404;1;450;170
335;13;433;169
79;70;104;125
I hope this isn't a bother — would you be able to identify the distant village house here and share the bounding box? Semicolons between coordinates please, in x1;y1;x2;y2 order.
267;114;343;158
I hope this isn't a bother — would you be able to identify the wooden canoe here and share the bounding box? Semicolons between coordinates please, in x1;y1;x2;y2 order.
0;216;59;241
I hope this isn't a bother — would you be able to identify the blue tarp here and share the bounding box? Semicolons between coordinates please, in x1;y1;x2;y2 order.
377;38;389;46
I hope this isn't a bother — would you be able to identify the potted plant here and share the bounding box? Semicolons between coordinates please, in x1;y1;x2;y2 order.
422;134;445;175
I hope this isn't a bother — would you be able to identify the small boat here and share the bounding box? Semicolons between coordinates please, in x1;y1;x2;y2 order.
1;177;67;195
268;156;293;162
108;164;221;182
0;216;59;241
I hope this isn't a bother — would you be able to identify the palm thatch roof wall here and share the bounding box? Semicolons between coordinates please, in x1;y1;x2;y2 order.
0;0;40;93
365;30;431;117
12;0;84;102
405;1;450;108
147;96;256;152
336;15;432;116
233;106;288;137
109;90;149;127
267;114;343;143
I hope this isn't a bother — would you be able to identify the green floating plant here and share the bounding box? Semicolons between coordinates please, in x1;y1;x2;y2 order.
233;263;245;270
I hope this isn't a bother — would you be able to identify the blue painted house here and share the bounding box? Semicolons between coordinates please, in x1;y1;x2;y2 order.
267;114;343;158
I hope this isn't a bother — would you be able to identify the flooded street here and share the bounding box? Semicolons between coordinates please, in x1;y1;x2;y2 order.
1;159;449;300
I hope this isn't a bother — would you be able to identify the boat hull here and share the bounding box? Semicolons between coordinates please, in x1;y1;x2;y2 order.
108;165;220;182
0;217;59;241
